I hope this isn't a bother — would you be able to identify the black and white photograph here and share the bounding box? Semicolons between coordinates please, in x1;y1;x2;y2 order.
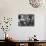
18;14;34;26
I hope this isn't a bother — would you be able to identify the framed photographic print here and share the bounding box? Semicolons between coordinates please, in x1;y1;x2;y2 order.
18;14;34;26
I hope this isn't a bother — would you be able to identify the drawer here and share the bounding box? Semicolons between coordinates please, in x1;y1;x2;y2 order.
16;43;28;46
24;43;28;46
38;44;43;46
38;43;46;46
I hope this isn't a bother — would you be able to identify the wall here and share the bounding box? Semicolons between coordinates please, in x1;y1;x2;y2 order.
0;0;46;40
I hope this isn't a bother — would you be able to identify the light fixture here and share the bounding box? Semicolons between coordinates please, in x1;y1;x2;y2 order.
29;0;44;8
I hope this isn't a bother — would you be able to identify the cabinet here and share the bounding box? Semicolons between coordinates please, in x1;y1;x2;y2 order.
1;40;46;46
15;42;46;46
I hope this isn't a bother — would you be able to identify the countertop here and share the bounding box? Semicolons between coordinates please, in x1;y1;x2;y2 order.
6;39;46;43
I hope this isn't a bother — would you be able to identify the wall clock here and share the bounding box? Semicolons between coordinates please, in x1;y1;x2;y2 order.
29;0;43;8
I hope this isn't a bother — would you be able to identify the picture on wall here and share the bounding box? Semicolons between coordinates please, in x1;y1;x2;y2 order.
18;14;34;26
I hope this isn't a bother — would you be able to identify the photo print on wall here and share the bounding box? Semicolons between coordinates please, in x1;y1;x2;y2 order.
18;14;34;26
